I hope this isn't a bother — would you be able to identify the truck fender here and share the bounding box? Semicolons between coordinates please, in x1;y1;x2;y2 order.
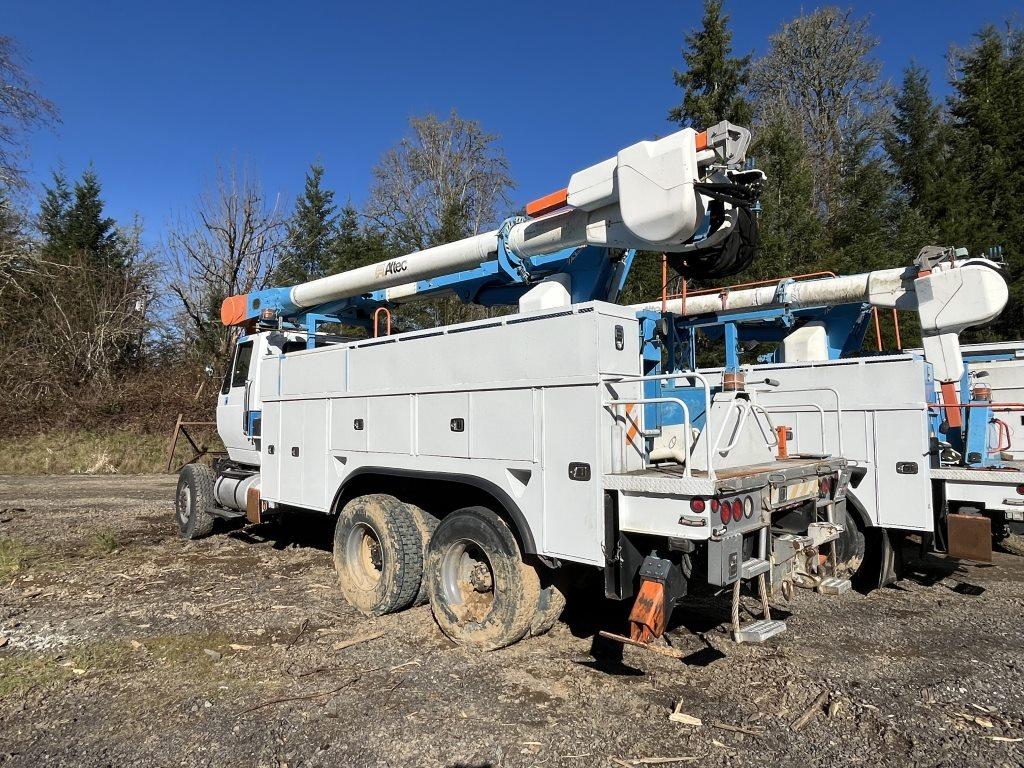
330;467;537;555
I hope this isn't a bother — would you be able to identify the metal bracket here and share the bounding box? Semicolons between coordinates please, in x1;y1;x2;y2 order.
496;216;531;283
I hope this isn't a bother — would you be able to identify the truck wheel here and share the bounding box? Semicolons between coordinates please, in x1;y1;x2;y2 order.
334;494;422;616
834;503;866;577
530;570;567;637
175;464;216;540
408;503;440;606
425;506;540;650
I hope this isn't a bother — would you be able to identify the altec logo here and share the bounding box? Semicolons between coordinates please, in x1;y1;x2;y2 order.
375;259;409;280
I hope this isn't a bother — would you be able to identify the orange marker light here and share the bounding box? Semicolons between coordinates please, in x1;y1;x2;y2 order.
695;130;708;151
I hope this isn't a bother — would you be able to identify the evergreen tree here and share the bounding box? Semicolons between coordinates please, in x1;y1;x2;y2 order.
38;168;71;254
886;64;943;213
668;0;752;128
39;167;124;269
749;110;826;281
272;163;339;285
944;24;1024;337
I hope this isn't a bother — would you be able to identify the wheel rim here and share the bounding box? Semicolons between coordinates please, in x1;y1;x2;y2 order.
177;485;192;525
345;522;384;590
440;539;495;623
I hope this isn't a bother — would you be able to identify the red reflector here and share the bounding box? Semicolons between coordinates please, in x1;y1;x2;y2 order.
820;476;832;496
731;499;743;522
690;497;706;513
719;502;730;525
1017;485;1024;496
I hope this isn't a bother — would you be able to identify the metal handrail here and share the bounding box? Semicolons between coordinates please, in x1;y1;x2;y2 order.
713;400;750;455
763;404;829;455
755;384;844;455
602;371;715;480
606;397;692;476
749;403;779;448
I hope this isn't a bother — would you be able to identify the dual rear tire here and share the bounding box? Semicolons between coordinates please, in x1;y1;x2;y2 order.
332;498;563;649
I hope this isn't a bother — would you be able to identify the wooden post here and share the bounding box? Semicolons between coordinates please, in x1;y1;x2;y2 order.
164;413;183;473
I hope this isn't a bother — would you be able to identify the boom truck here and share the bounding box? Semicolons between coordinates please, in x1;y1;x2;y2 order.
179;121;862;651
630;246;1011;574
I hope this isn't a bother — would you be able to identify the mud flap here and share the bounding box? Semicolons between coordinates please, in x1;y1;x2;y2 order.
245;486;262;524
947;513;993;563
860;527;904;589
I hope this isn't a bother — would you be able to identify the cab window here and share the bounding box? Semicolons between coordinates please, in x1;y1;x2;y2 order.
221;340;253;393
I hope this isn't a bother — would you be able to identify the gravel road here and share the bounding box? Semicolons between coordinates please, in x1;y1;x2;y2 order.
1;474;1022;767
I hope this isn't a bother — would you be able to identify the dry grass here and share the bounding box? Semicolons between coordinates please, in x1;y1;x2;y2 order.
0;428;222;475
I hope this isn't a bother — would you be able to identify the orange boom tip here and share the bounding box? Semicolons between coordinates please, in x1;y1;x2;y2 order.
221;294;249;326
525;187;568;218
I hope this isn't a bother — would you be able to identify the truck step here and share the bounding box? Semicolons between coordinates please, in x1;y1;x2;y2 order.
740;557;770;579
817;576;852;595
732;619;787;644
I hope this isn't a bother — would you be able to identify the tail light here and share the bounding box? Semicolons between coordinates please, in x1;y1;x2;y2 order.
743;495;754;518
731;498;743;522
690;497;706;513
718;500;730;525
820;475;832;497
1017;485;1024;496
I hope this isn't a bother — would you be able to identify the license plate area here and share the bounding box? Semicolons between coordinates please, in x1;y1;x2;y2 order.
770;478;817;507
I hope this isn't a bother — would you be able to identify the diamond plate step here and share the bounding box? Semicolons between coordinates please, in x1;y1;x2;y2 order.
817;577;852;595
740;557;770;579
733;619;787;644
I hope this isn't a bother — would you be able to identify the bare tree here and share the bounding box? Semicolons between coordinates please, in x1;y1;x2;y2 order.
750;7;891;217
165;162;283;367
366;110;515;251
0;35;59;190
364;111;514;328
0;224;156;409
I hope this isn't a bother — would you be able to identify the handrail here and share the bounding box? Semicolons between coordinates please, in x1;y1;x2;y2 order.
762;404;829;455
606;397;693;476
749;403;779;448
603;371;715;480
373;307;392;338
713;401;750;456
754;385;844;455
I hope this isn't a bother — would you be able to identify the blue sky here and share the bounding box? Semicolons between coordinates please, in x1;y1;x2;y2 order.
6;1;1021;246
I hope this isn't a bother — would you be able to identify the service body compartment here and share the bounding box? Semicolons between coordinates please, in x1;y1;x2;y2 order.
257;302;643;567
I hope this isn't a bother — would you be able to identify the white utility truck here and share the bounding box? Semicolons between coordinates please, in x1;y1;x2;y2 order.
177;123;860;650
633;248;1012;574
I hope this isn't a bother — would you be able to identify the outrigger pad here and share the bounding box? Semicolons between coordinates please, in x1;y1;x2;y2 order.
628;579;668;644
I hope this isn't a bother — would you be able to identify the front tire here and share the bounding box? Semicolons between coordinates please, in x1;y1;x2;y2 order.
333;494;422;616
425;506;540;650
175;464;216;540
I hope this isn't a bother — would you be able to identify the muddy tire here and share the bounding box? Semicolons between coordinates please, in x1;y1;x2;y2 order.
408;503;440;606
529;569;567;637
425;506;540;651
175;464;216;540
334;494;422;616
834;502;866;577
1000;534;1024;557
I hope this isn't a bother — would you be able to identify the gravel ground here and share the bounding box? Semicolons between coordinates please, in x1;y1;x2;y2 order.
0;474;1022;768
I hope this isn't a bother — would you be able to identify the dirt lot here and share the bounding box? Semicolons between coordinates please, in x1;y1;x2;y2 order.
1;474;1022;768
